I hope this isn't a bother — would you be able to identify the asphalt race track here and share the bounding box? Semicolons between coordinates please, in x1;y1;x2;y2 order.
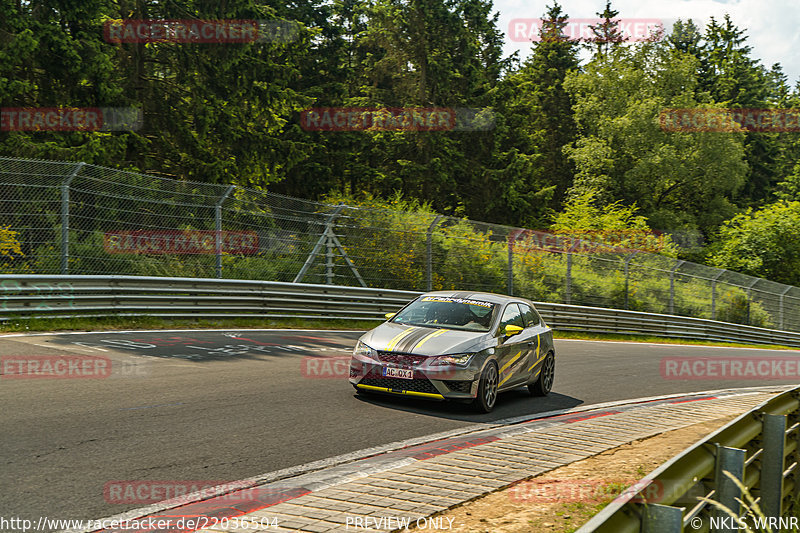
1;329;798;525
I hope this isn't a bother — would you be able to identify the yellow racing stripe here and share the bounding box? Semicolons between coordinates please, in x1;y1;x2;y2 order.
386;327;418;351
500;349;524;374
412;329;447;351
527;336;545;372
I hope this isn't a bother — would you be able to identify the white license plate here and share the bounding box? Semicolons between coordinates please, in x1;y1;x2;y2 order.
382;367;414;379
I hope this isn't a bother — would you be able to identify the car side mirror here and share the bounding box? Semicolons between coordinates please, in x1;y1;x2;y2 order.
385;312;396;320
503;325;523;337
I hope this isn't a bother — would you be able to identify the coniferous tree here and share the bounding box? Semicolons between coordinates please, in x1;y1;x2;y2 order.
588;1;623;60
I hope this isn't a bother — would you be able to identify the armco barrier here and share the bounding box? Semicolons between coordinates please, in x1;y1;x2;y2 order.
2;275;800;348
578;386;800;533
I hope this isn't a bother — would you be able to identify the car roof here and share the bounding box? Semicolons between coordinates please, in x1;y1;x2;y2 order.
420;290;533;306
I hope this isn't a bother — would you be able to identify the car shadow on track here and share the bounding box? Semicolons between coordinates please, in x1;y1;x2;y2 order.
352;388;584;423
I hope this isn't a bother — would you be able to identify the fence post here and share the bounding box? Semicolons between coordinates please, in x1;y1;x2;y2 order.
711;271;724;320
507;235;514;296
746;278;759;326
565;240;578;305
426;215;443;292
294;204;346;284
624;252;638;310
326;222;335;285
60;162;85;274
669;260;685;315
714;445;746;529
761;414;786;519
779;286;792;330
215;185;235;279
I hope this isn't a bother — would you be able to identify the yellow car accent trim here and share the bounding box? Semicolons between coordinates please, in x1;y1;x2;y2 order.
528;346;546;372
356;384;444;400
412;329;447;350
500;350;524;374
386;327;418;350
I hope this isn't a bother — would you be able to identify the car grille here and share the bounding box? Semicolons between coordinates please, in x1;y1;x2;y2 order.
443;380;472;393
360;377;440;395
377;351;428;367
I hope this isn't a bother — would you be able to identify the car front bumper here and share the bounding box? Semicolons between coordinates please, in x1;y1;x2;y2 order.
348;354;481;400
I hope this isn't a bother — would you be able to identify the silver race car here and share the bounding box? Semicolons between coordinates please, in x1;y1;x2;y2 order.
349;291;555;412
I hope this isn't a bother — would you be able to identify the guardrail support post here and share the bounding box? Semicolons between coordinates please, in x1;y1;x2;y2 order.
215;185;235;279
60;162;85;274
642;503;684;533
669;260;685;315
761;414;786;518
426;215;442;292
713;445;746;531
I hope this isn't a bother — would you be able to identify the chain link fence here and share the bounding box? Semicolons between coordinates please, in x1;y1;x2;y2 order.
1;155;799;332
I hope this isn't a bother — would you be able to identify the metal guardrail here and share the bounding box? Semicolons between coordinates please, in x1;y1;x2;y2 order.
0;275;419;322
3;275;800;348
578;386;800;533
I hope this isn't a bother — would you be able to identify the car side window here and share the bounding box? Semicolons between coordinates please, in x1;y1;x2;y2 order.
519;304;540;328
499;304;524;331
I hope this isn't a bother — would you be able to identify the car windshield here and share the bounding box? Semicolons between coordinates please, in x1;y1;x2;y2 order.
391;296;498;332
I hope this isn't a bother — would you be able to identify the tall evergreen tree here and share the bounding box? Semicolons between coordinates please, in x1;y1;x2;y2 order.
588;1;623;60
511;2;579;210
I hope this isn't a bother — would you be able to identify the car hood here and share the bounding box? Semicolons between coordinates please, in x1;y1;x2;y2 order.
361;322;490;356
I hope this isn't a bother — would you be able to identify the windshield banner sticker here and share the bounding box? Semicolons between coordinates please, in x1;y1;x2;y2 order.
421;296;493;308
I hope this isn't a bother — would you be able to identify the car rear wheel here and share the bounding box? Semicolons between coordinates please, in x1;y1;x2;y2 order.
473;362;498;413
529;352;554;397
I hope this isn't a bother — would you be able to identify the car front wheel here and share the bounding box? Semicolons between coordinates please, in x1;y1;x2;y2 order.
473;361;498;413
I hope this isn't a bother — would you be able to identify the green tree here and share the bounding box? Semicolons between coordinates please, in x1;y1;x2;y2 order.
506;2;579;211
0;0;133;162
550;188;678;255
587;1;624;60
708;201;800;285
563;37;747;238
693;16;777;205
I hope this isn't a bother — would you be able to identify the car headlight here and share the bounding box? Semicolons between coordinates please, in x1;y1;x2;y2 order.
353;341;378;359
430;353;475;367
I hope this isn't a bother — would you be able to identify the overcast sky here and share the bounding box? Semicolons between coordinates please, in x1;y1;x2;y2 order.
494;0;800;87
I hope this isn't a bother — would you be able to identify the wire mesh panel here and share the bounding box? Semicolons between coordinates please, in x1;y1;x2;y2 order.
1;155;799;333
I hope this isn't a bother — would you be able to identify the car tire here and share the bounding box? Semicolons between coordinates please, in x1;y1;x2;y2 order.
473;361;498;413
529;352;555;397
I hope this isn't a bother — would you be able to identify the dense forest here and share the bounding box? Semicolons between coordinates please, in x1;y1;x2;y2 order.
2;0;800;285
